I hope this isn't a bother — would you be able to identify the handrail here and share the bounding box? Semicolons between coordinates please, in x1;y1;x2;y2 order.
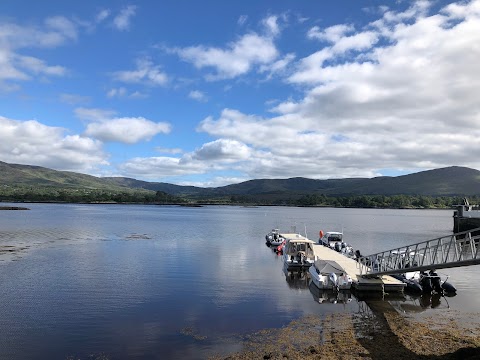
357;227;480;276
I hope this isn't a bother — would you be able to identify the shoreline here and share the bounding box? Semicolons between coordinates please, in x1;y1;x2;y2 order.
0;206;29;210
211;309;480;359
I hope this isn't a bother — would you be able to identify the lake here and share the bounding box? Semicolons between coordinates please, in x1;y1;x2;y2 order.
0;204;478;359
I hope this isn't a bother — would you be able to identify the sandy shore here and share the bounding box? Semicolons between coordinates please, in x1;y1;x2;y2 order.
211;305;480;360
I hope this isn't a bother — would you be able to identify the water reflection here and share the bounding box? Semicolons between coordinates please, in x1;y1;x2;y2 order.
308;282;353;304
283;267;310;289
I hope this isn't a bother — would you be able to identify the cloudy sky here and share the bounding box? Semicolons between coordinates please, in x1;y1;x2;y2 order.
1;0;479;187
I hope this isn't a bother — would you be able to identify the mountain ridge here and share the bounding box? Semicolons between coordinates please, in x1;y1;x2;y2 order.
1;161;479;197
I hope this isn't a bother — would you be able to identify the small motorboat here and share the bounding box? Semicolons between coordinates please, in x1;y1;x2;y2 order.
265;229;286;246
318;230;355;258
265;228;279;241
282;235;316;269
392;270;457;296
308;259;353;290
389;250;457;295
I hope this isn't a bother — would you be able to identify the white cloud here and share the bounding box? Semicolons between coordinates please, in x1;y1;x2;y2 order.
96;9;111;23
238;15;248;26
112;58;168;86
118;139;252;181
60;93;90;105
174;28;279;80
0;16;75;89
262;15;281;37
0;116;107;172
191;139;251;161
188;90;207;102
119;156;206;178
113;5;136;31
155;147;183;155
76;107;171;144
259;53;295;79
85;117;171;144
179;176;249;188
45;16;78;41
307;24;355;42
75;107;117;122
16;55;66;76
191;0;480;179
106;87;127;98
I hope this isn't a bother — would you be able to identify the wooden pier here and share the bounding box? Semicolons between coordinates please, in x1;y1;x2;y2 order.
312;244;405;293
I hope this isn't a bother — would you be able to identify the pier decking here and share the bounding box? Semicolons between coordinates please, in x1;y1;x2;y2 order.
312;243;405;292
277;231;406;292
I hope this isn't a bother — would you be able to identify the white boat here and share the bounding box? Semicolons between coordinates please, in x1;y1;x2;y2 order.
265;228;279;241
308;259;353;290
282;235;316;269
318;231;355;258
265;228;286;246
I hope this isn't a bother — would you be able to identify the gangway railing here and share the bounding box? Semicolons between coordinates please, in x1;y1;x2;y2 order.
357;227;480;276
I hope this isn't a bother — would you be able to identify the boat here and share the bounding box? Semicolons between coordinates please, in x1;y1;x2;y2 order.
265;228;279;241
265;229;286;246
389;250;457;295
453;197;480;232
308;259;353;290
282;235;316;269
318;230;355;258
274;238;286;253
392;270;456;296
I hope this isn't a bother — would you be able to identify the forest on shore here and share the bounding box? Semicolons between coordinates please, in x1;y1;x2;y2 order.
0;185;477;209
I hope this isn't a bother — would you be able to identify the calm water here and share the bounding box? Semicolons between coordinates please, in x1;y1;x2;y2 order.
0;204;478;359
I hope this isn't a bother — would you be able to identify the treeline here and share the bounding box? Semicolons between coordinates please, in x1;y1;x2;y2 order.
1;184;478;208
0;185;185;204
231;193;479;208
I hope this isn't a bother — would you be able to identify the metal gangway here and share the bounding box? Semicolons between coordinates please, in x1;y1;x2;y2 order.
358;227;480;276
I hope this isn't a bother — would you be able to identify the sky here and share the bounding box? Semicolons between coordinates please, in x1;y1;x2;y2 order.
1;0;480;187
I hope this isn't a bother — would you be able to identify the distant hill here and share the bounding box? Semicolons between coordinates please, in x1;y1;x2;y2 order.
0;161;126;190
103;177;214;196
205;166;480;197
1;161;479;198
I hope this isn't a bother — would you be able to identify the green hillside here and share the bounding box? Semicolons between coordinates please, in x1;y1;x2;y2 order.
0;161;126;190
1;161;479;204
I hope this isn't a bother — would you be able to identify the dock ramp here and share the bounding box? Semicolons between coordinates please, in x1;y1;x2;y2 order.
358;227;480;277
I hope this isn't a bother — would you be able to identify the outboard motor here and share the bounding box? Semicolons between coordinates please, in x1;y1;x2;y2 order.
334;242;341;252
329;272;338;292
441;281;457;296
429;270;443;294
420;271;433;294
296;252;305;264
355;250;362;261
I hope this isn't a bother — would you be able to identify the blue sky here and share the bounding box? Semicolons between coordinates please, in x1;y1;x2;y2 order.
1;0;479;187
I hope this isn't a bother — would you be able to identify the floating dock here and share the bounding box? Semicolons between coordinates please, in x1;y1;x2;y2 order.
312;243;405;293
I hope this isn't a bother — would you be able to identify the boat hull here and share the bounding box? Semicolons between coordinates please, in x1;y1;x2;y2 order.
308;265;352;290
